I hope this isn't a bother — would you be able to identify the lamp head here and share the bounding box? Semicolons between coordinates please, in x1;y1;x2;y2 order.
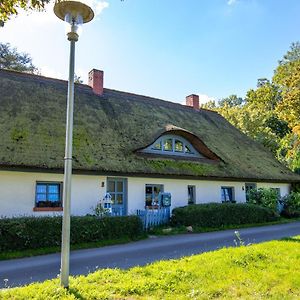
54;0;94;41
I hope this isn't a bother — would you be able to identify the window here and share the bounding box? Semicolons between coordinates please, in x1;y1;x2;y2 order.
221;187;235;203
188;185;196;205
107;178;125;205
35;182;62;208
145;184;164;207
142;134;203;158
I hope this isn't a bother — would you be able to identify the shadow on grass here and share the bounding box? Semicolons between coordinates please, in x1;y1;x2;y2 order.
281;237;300;243
67;287;85;300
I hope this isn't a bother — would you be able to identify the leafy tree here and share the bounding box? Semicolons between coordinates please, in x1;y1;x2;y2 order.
265;116;290;139
257;78;270;88
0;42;38;74
218;94;244;107
0;0;50;24
215;42;300;172
74;74;83;84
201;100;216;109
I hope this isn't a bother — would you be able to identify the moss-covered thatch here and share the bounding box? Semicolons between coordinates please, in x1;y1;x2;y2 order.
0;69;299;183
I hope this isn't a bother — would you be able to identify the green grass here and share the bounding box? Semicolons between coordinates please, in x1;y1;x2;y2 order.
2;237;300;299
149;217;300;236
0;236;147;261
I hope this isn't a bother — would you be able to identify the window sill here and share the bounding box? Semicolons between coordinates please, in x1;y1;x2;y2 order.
33;207;63;212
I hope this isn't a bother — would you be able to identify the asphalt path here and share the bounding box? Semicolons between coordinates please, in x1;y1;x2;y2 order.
1;222;300;288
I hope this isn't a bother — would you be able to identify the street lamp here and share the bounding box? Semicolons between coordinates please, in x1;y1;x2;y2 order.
54;0;94;288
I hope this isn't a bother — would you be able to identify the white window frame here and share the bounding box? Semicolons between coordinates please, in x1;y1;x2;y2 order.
142;134;203;158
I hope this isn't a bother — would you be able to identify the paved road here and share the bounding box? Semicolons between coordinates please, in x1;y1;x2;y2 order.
1;222;300;288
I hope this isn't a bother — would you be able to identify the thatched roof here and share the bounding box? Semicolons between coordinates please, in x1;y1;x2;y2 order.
0;69;299;183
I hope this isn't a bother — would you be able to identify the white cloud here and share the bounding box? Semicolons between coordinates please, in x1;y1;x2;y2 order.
227;0;238;5
83;0;109;17
199;94;216;104
40;66;64;80
75;67;89;83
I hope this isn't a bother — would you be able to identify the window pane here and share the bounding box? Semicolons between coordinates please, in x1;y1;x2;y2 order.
221;187;233;202
175;140;184;152
108;180;115;193
111;194;116;204
48;194;59;201
185;145;192;153
188;186;195;205
36;193;46;201
117;194;123;204
117;181;123;193
37;184;47;193
163;139;173;151
146;186;152;194
152;141;162;150
48;184;59;194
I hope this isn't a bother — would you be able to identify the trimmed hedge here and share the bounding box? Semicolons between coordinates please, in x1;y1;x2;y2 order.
0;215;143;251
171;203;279;227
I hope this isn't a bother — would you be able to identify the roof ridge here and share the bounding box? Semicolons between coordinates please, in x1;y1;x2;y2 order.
0;68;219;116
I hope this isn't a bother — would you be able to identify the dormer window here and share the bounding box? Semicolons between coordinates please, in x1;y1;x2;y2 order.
142;134;204;158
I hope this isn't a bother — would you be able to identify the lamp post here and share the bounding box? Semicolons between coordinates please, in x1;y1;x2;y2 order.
54;0;94;288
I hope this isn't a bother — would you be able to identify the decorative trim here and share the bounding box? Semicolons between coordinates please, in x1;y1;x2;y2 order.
33;207;63;212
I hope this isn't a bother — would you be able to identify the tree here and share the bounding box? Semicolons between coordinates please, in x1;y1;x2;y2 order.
218;94;244;107
0;42;38;74
0;0;50;24
201;100;216;110
74;74;83;84
215;42;300;172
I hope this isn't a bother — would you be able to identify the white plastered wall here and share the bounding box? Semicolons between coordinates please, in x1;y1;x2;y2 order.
0;171;106;218
0;170;292;217
127;177;246;214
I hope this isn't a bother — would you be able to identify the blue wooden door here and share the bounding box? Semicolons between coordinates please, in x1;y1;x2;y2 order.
107;178;127;216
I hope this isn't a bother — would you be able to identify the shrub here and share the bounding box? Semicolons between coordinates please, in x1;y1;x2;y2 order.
171;203;279;228
247;188;279;212
0;215;143;251
281;192;300;218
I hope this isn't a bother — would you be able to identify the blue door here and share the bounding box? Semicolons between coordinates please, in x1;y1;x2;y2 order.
107;178;127;216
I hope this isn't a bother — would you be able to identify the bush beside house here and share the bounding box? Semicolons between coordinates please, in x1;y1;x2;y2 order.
281;192;300;218
247;188;279;212
246;187;300;218
171;203;279;228
0;215;143;251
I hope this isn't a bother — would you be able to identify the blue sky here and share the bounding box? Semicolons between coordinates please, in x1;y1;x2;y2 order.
1;0;300;104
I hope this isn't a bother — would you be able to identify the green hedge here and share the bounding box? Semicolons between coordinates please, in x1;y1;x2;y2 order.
0;215;143;251
171;203;279;227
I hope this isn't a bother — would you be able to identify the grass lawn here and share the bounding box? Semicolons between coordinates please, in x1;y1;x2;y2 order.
2;236;300;299
149;217;299;235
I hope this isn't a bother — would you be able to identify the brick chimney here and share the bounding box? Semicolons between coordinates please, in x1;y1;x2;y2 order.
88;69;104;96
186;94;200;110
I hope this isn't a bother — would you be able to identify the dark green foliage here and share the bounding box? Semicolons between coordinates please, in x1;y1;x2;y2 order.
0;215;143;251
0;43;37;73
218;94;244;107
171;203;279;227
281;192;300;218
247;188;279;212
265;116;290;138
